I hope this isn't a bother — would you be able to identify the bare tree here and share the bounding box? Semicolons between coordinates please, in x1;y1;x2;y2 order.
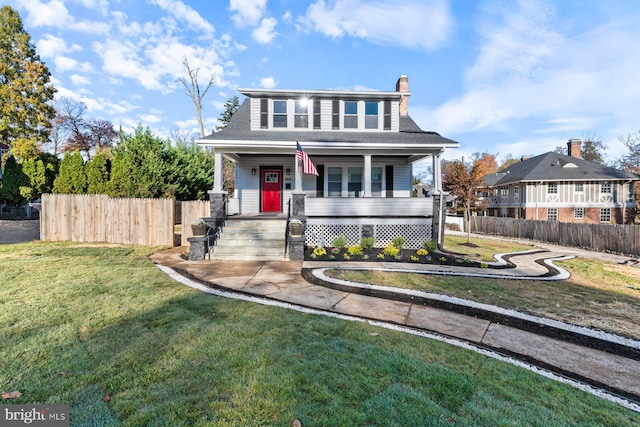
177;57;216;138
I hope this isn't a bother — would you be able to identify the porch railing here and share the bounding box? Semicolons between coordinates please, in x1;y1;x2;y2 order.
305;197;433;217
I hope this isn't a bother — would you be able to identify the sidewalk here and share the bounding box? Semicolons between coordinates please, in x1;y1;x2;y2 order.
150;246;640;410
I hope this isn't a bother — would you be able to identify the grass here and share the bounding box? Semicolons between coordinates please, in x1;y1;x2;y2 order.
0;242;638;425
326;236;640;340
441;234;536;262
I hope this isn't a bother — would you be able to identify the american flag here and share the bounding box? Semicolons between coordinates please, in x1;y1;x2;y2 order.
296;142;319;176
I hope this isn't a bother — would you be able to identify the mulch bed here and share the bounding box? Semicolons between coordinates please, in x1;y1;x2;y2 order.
304;247;490;268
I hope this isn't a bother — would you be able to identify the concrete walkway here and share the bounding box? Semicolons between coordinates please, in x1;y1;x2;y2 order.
150;246;640;412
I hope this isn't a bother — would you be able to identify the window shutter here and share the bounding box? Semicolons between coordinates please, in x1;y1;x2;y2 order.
313;99;321;129
383;100;391;130
385;165;393;197
332;100;339;129
316;164;324;197
260;98;268;128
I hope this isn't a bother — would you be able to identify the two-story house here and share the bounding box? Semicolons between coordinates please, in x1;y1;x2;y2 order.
196;76;458;253
482;139;639;224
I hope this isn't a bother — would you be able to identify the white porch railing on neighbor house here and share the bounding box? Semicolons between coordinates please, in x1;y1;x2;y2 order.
305;197;433;217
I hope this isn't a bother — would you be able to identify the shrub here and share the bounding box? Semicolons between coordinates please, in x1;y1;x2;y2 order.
331;247;341;255
416;248;428;256
391;236;406;250
347;244;363;256
361;236;375;250
332;235;348;248
343;253;351;260
313;246;327;257
376;253;385;260
422;240;437;252
383;242;400;257
410;255;419;262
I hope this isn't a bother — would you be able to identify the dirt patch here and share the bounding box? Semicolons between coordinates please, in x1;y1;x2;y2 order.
0;220;40;244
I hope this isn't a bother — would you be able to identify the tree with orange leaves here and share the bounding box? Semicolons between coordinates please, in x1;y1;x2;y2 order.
442;153;497;242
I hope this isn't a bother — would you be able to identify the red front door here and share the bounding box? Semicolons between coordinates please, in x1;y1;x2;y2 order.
261;169;281;212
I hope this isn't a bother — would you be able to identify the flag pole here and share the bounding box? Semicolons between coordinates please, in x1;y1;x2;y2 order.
294;141;303;192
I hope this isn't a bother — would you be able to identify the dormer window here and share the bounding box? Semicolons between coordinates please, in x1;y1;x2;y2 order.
344;101;358;128
365;101;378;129
294;100;308;128
273;100;287;128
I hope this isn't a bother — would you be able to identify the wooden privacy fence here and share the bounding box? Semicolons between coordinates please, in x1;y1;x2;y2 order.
470;216;640;256
180;200;211;246
41;194;175;246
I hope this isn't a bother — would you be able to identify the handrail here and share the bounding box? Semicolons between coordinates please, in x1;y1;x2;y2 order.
284;198;291;257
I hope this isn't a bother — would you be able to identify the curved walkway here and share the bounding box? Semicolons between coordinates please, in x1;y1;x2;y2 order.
150;247;640;413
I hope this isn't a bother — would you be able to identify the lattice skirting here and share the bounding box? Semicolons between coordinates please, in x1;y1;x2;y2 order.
305;221;433;249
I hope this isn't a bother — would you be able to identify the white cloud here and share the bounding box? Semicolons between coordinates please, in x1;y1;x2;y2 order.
70;74;91;86
298;0;453;50
260;76;277;88
36;34;82;58
139;113;163;123
229;0;267;27
16;0;109;34
150;0;215;34
282;10;293;24
252;17;278;44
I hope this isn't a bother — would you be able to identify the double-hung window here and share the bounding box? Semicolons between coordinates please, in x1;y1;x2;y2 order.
547;183;558;194
273;100;287;128
601;182;612;194
575;183;584;192
347;167;362;197
344;101;358;128
294;100;308;128
327;167;342;197
600;208;611;223
547;208;558;221
371;167;383;196
574;207;584;219
365;101;378;129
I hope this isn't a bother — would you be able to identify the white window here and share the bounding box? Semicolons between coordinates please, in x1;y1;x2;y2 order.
347;167;362;197
327;167;342;197
548;183;558;194
371;167;383;196
294;100;308;128
547;208;558;221
273;100;287;128
365;101;378;129
600;208;611;223
575;183;584;192
574;208;584;219
344;101;358;128
601;182;612;193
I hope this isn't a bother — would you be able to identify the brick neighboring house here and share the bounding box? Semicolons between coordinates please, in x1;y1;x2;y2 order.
482;139;640;224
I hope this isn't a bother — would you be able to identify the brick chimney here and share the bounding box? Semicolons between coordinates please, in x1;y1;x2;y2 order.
396;75;409;116
567;139;582;159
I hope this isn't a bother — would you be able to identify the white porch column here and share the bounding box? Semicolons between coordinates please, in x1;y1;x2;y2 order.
213;151;224;192
363;154;372;197
294;153;303;192
432;153;442;193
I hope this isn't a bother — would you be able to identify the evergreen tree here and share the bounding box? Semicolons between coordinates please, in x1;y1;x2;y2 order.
113;126;167;198
165;142;215;200
85;151;111;194
218;96;240;129
0;6;56;159
37;152;59;194
107;154;133;198
0;155;28;205
19;157;46;200
53;151;86;194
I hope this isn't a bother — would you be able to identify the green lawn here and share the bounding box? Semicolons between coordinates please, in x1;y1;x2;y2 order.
328;236;640;340
0;242;637;426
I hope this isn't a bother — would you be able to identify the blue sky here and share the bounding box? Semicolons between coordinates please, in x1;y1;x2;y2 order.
7;0;640;167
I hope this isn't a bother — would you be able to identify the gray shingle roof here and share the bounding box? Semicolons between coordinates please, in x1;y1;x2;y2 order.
493;152;639;185
199;99;458;147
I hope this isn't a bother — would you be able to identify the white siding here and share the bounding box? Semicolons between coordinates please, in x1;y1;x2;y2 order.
249;98;261;131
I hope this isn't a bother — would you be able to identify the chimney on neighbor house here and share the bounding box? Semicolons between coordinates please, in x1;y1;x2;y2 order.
396;75;410;116
567;138;582;159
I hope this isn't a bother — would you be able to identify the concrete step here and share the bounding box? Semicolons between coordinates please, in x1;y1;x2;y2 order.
209;254;288;261
219;232;285;240
212;244;286;256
